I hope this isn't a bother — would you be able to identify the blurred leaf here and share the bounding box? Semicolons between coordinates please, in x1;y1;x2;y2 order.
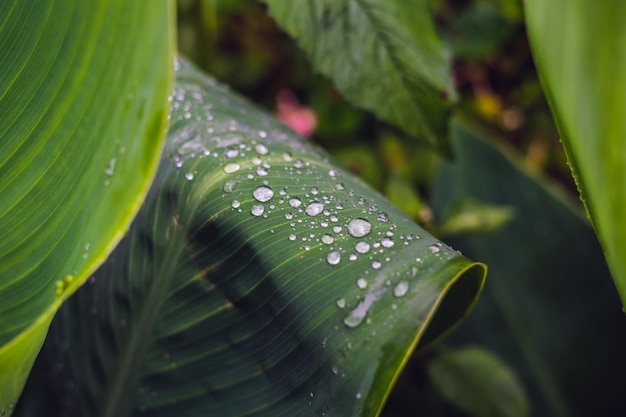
385;177;424;221
0;0;173;411
447;9;512;61
439;198;515;236
432;122;626;417
526;0;626;307
333;145;384;190
264;0;456;153
428;346;530;417
17;59;485;417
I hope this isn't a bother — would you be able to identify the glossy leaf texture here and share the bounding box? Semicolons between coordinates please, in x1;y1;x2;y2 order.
0;0;174;411
433;123;626;417
525;0;626;306
263;0;455;153
16;59;485;417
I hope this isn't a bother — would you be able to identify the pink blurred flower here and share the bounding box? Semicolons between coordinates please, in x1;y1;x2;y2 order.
275;89;317;137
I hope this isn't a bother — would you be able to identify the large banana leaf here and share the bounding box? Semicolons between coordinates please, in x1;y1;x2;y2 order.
263;0;455;153
433;122;626;416
525;0;626;307
16;59;485;417
0;0;174;411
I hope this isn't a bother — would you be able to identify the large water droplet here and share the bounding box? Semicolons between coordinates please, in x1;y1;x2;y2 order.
255;144;268;155
394;280;409;298
251;204;264;216
347;218;371;237
224;163;240;173
306;202;324;216
289;197;302;208
253;186;274;202
327;251;341;265
343;314;364;328
355;241;370;254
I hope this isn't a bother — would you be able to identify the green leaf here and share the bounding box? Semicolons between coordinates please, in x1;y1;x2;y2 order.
428;346;530;417
432;122;626;417
0;0;174;410
18;59;485;417
438;198;515;236
525;0;626;307
263;0;455;153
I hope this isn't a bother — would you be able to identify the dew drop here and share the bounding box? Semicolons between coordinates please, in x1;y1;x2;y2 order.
371;261;382;270
306;202;324;216
332;364;339;374
289;197;302;208
381;237;394;248
285;212;294;220
226;149;239;158
224;163;240;173
255;144;268;155
223;181;238;193
231;200;240;208
256;167;269;176
282;151;293;161
355;241;370;254
289;234;297;241
343;314;364;328
347;218;372;237
333;226;342;233
336;298;346;308
349;253;357;261
185;172;194;180
357;278;368;289
335;182;345;191
321;234;334;244
327;251;341;265
394;280;409;298
378;212;389;222
251;204;264;216
311;186;319;195
429;245;440;254
105;158;116;176
329;169;339;178
253;186;274;202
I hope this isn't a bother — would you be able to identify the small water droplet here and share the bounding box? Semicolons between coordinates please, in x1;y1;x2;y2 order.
329;169;339;178
333;226;342;233
394;280;409;298
232;200;240;208
185;172;194;180
282;151;293;161
306;202;324;216
378;212;389;222
255;144;268;155
371;261;382;270
253;186;274;202
335;182;345;191
355;241;370;254
289;197;302;208
429;244;440;254
223;180;238;193
321;234;334;244
285;212;294;220
311;186;319;195
381;237;394;248
289;234;297;241
356;392;362;400
332;364;339;374
327;251;341;265
347;218;371;237
336;298;346;308
226;149;239;158
251;204;264;216
343;314;364;328
105;158;116;176
256;167;269;176
224;163;240;173
357;278;368;289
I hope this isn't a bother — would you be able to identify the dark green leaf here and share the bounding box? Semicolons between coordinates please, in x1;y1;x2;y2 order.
18;59;484;417
263;0;455;153
0;0;174;411
525;0;626;307
432;122;626;417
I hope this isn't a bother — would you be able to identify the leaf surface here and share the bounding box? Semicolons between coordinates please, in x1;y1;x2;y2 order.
0;0;174;410
263;0;455;153
525;0;626;306
432;122;626;417
18;59;484;417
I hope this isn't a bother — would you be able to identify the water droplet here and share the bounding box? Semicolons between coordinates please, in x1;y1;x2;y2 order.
335;182;345;191
329;169;339;178
378;212;389;222
311;186;319;195
371;261;382;270
333;226;342;233
347;218;371;237
255;144;268;155
336;298;346;308
289;234;297;241
294;159;304;168
251;204;264;216
349;253;357;261
289;197;302;208
355;241;370;254
381;237;394;248
185;172;194;180
259;130;267;138
306;202;324;216
282;151;293;161
285;212;294;220
321;234;334;244
253;186;274;202
223;180;238;193
232;200;240;208
226;149;239;158
356;392;362;399
256;167;269;176
105;158;116;176
332;364;339;374
394;280;409;298
327;251;341;265
429;244;440;254
344;314;364;328
357;278;368;289
224;163;240;173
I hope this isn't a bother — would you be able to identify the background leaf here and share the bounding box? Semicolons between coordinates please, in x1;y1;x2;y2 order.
263;0;455;152
0;0;174;410
525;0;626;307
432;122;626;417
17;59;485;417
